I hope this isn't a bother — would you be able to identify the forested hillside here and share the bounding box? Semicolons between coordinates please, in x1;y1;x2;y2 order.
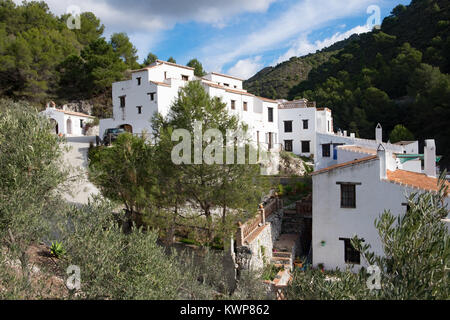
245;34;360;99
0;0;139;117
245;0;450;169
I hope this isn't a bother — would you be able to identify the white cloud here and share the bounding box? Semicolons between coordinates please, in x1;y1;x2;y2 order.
18;0;277;32
199;0;379;72
275;24;371;64
227;56;263;80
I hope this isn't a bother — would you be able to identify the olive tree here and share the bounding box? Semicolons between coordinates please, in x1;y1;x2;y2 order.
0;99;68;290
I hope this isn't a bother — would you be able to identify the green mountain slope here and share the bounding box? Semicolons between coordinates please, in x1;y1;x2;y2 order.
245;0;450;169
244;34;360;99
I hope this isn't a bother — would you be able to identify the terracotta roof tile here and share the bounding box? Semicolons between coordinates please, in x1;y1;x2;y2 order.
53;109;94;118
339;145;377;155
311;155;378;176
386;170;449;194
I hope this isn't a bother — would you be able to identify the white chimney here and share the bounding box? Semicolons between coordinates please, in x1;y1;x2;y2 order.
424;139;436;177
343;130;347;137
376;123;382;143
377;144;387;180
350;133;355;138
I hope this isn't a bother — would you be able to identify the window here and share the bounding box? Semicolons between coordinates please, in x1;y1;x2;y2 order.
340;184;356;208
243;101;248;111
256;131;260;145
322;144;331;157
148;92;156;101
137;77;141;86
303;119;309;129
224;83;230;87
137;106;142;114
284;121;293;133
181;75;189;81
268;108;274;122
301;141;310;153
231;100;236;110
119;96;126;108
284;140;293;152
339;238;360;264
164;72;167;79
327;120;330;132
80;119;84;128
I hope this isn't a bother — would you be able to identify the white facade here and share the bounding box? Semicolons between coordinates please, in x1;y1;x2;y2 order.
278;99;333;157
40;107;95;136
312;138;449;271
100;60;281;150
315;126;420;171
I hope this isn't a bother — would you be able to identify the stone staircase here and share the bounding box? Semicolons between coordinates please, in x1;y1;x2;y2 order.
271;234;299;270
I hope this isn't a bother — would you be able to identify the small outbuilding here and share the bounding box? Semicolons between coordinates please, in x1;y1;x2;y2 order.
40;104;95;136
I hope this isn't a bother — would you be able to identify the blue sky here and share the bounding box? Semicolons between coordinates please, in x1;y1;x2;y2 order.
22;0;411;79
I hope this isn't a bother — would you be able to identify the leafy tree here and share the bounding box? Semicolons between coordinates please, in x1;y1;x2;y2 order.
389;124;415;143
187;58;206;77
88;133;156;216
80;38;128;96
167;56;176;63
143;52;158;66
110;32;139;69
0;99;68;290
152;81;267;242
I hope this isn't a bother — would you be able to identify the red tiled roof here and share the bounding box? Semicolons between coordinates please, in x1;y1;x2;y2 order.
53;109;94;118
311;155;378;176
339;145;377;155
257;96;278;103
150;80;171;87
386;170;450;193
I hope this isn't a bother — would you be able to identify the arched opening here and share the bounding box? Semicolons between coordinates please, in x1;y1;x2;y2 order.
119;124;133;133
67;118;72;135
49;118;58;134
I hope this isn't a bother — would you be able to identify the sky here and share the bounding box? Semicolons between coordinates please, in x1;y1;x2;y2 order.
18;0;411;79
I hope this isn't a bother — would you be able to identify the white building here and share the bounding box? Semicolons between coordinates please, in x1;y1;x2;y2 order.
314;124;420;171
41;106;95;136
100;60;339;153
311;132;449;271
278;99;333;157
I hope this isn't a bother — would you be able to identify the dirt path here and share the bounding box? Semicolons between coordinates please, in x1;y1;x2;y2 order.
62;136;100;205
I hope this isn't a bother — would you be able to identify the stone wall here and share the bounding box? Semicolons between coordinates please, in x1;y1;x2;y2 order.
237;208;284;271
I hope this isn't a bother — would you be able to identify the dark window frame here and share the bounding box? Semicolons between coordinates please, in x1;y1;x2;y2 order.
231;100;236;110
338;183;358;208
137;106;142;114
148;92;156;101
284;140;293;152
303;119;309;130
301;140;310;153
339;238;361;265
137;77;142;86
268;107;274;123
181;75;189;81
284;121;293;133
322;143;331;157
119;96;126;108
243;101;248;111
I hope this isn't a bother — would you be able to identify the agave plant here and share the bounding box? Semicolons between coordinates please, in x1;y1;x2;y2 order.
50;242;66;259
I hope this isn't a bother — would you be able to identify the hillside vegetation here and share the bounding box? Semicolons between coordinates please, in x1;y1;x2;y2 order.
245;0;450;169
